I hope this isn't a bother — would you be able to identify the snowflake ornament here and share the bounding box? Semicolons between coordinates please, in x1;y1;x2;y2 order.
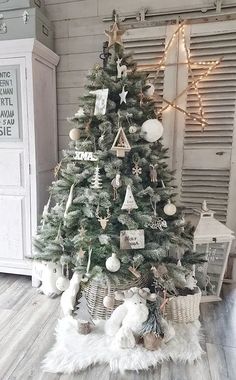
132;163;142;176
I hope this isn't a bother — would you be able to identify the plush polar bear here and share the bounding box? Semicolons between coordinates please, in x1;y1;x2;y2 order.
36;261;63;298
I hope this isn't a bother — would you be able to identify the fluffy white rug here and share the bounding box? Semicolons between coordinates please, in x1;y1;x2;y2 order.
42;317;203;374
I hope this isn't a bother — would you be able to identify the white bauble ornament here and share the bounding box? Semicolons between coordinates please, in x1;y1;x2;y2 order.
69;128;80;141
105;253;121;272
129;125;137;134
56;276;70;292
163;200;177;216
103;295;115;308
141;119;163;142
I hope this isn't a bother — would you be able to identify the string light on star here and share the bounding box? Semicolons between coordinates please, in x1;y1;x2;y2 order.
136;22;222;130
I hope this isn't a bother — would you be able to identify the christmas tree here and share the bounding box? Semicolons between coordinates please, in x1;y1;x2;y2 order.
33;21;204;294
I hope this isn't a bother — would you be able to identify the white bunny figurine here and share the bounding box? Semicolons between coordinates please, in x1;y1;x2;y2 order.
60;272;83;316
37;261;63;298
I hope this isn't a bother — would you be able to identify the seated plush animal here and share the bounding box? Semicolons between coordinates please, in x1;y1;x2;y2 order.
105;287;157;348
60;272;83;316
36;261;63;298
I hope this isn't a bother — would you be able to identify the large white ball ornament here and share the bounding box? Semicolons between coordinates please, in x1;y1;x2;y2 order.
164;200;177;216
141;119;164;142
69;128;80;141
56;276;70;292
105;253;121;272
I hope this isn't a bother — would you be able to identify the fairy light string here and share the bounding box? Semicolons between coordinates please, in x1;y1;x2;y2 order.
136;23;222;130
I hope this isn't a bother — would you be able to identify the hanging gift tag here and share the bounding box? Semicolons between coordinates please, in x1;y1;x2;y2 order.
120;229;145;250
89;88;109;115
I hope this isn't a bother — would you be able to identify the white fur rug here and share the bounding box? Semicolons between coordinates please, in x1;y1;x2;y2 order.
42;317;203;374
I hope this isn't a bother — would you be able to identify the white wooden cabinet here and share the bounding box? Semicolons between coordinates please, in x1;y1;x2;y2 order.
0;38;59;275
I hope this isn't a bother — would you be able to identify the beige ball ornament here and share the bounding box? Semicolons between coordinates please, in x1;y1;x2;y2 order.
56;276;70;292
129;125;137;134
164;200;177;216
105;253;121;272
69;128;80;141
103;295;115;309
141;119;163;142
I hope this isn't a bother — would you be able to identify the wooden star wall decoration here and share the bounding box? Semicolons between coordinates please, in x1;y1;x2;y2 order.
105;22;125;47
136;22;222;130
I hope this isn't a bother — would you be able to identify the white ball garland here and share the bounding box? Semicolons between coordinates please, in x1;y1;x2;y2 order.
141;119;163;142
164;200;177;216
105;253;121;272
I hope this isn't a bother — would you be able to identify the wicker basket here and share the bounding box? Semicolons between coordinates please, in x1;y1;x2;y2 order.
84;275;148;320
165;288;201;323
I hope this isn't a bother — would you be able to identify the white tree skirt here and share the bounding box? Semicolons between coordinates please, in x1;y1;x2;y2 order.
42;317;203;374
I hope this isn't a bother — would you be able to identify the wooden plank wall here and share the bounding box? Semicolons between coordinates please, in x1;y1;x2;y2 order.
44;0;222;155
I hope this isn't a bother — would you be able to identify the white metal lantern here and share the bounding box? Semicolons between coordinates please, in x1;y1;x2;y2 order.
193;201;235;302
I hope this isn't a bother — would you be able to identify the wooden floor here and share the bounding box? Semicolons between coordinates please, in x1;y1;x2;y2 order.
0;274;236;380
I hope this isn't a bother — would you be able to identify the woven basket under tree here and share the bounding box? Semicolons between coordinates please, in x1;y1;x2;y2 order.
83;275;148;320
165;287;201;323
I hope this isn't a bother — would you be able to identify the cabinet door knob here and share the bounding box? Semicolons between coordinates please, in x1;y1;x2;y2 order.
216;151;225;156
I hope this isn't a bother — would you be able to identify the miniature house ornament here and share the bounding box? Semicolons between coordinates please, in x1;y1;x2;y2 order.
193;201;234;302
111;127;131;157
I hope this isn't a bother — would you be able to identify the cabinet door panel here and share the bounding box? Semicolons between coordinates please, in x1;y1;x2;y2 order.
0;150;23;188
0;195;24;259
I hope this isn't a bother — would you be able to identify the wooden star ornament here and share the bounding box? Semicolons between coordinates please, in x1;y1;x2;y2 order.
105;22;125;47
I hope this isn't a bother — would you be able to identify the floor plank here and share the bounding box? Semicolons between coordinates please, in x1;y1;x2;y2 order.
223;346;236;380
206;342;229;380
10;301;60;380
0;274;236;380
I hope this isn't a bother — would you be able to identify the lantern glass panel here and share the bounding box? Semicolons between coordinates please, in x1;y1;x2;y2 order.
195;242;229;296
